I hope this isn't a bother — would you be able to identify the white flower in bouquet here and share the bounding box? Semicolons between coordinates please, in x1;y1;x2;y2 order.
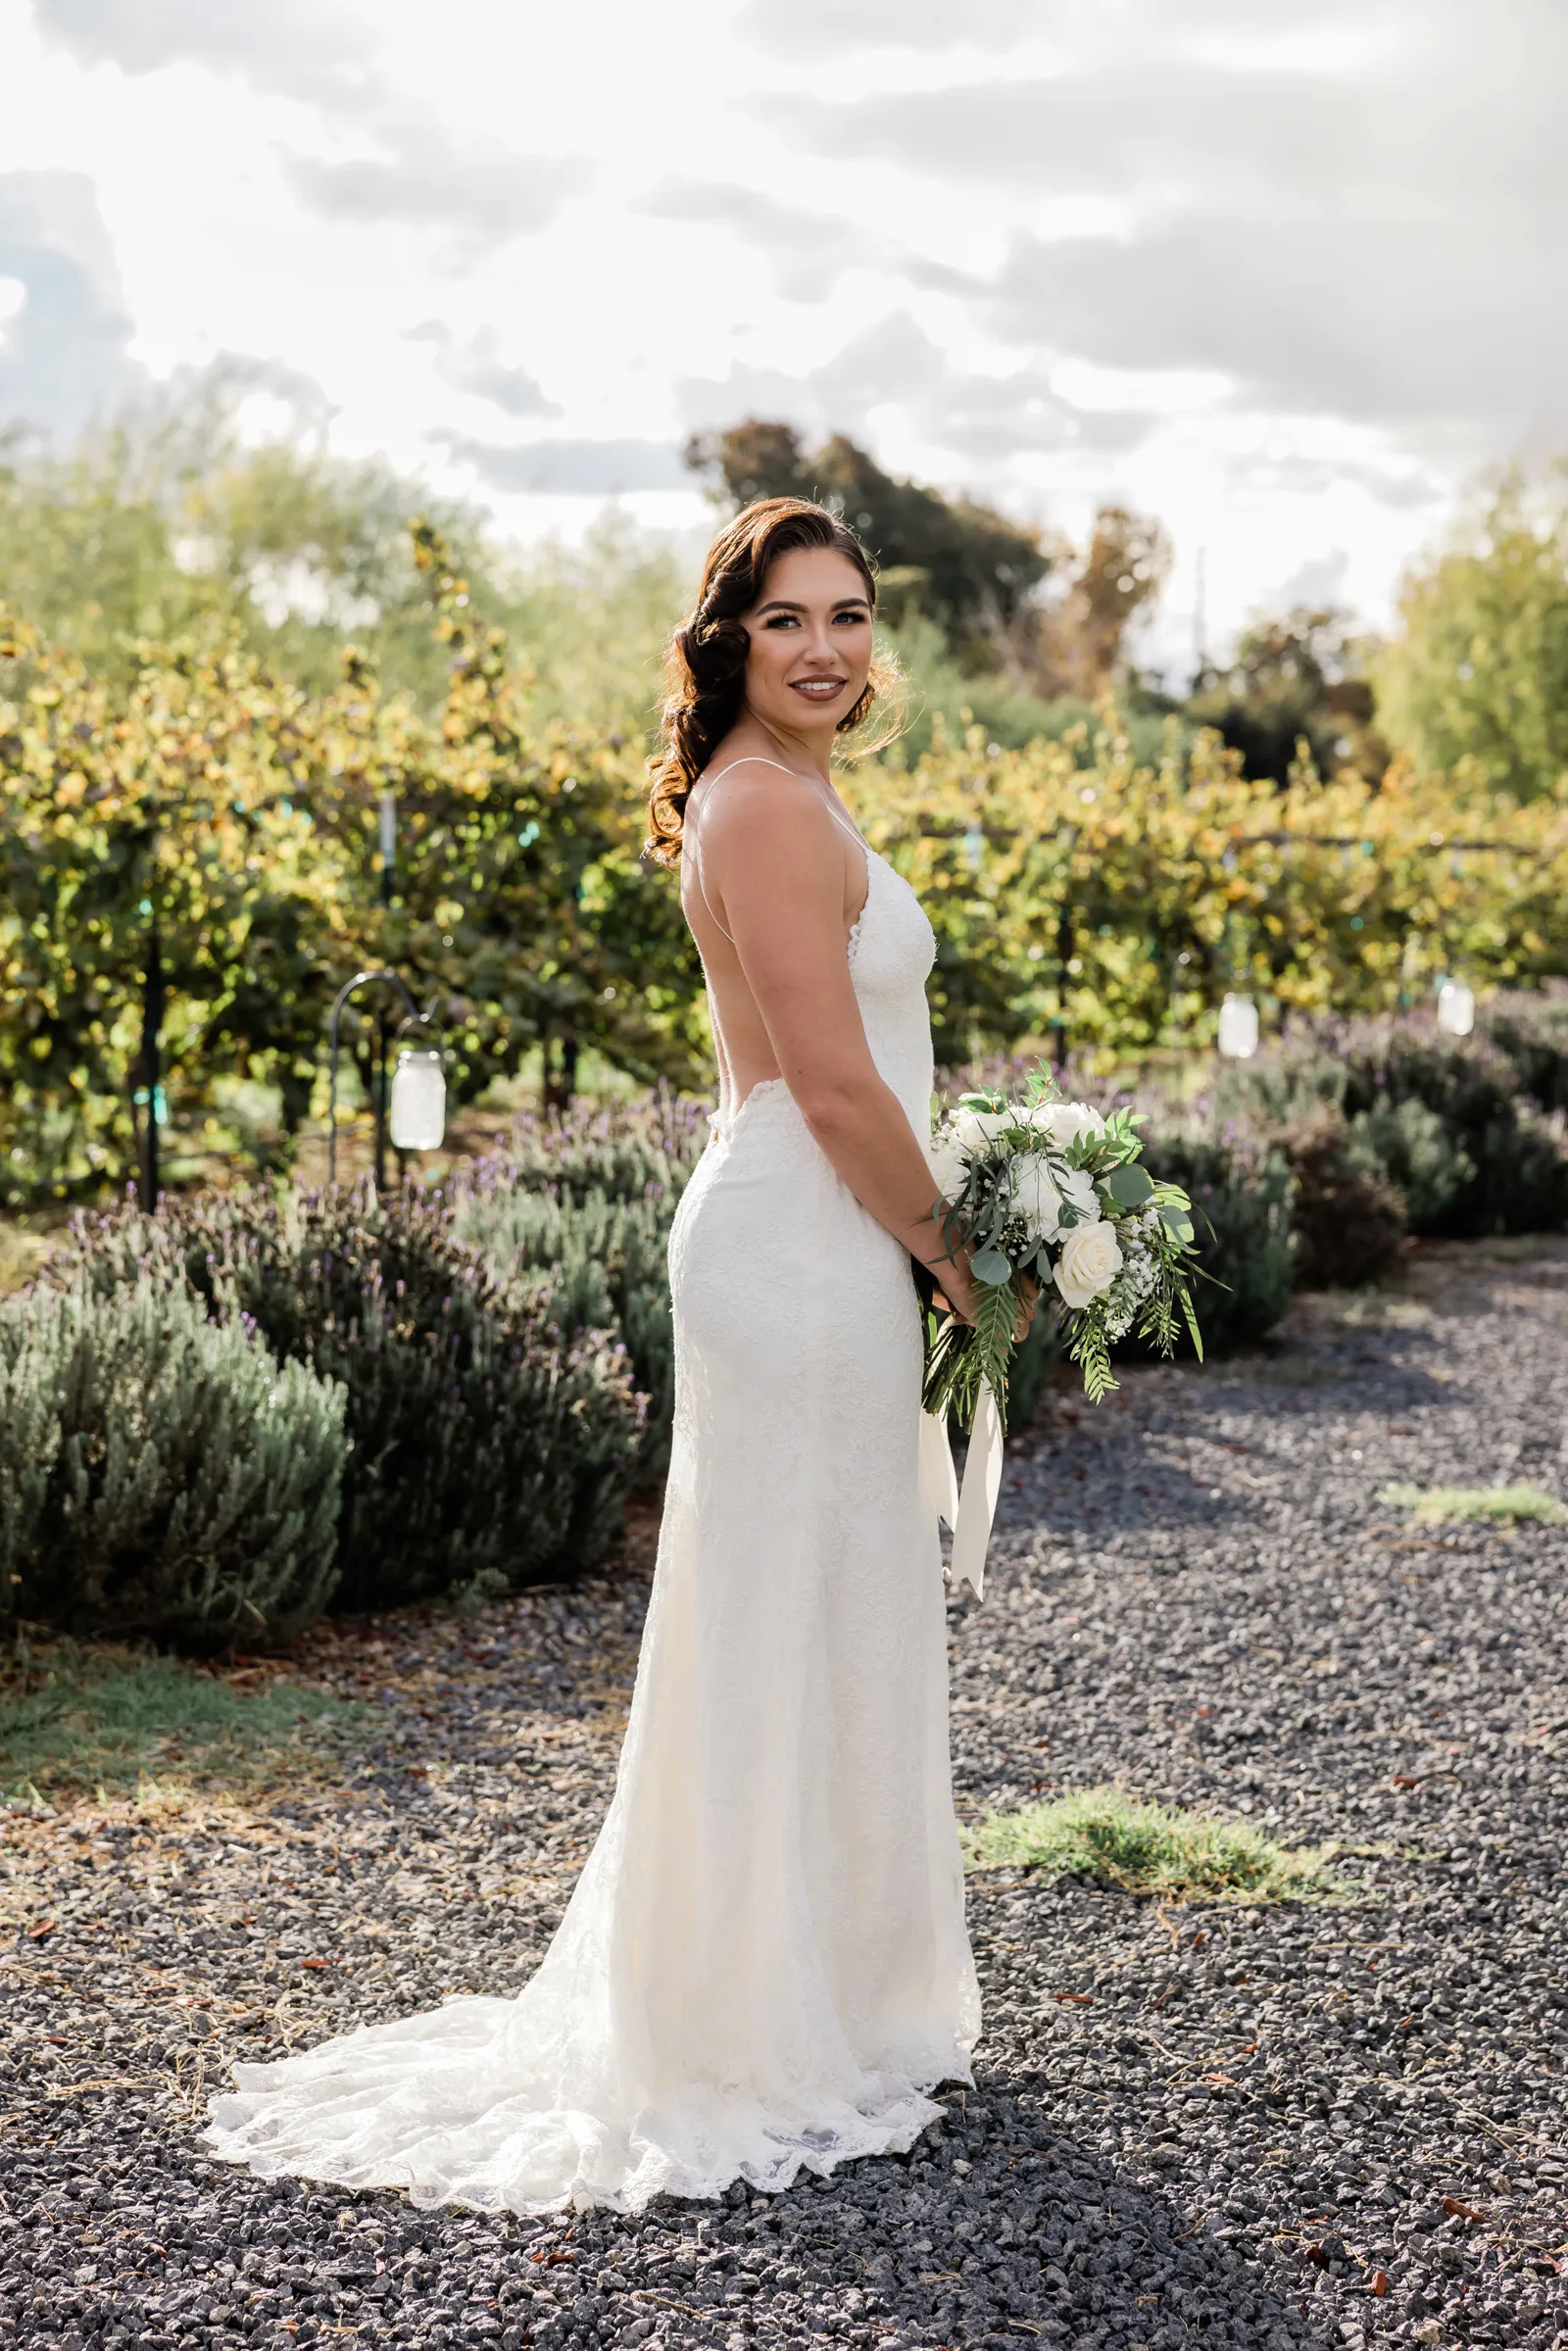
1102;1205;1163;1339
1010;1152;1098;1242
919;1055;1202;1429
1054;1217;1124;1307
1025;1100;1106;1152
954;1103;1012;1154
926;1128;968;1199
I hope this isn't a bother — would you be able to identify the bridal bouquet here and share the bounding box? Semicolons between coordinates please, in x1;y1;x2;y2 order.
921;1065;1202;1428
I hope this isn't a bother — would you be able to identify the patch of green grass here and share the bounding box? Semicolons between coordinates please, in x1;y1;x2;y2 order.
0;1639;368;1796
1475;1235;1566;1264
1377;1483;1567;1527
966;1786;1354;1905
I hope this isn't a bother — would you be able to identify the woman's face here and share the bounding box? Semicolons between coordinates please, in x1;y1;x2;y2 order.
741;545;874;742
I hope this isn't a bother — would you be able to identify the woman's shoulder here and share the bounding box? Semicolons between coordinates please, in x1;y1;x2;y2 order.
695;752;838;838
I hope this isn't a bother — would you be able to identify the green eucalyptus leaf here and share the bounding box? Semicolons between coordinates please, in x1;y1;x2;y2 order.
1159;1201;1195;1242
968;1247;1014;1286
1104;1162;1154;1206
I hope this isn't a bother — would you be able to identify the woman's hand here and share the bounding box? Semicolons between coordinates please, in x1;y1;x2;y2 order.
930;1268;979;1326
937;1266;1041;1334
915;1220;979;1326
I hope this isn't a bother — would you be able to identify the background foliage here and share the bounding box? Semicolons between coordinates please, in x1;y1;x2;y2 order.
8;998;1567;1645
2;391;1567;1210
1374;464;1568;804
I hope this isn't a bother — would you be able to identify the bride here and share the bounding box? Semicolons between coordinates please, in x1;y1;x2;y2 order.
206;496;995;2215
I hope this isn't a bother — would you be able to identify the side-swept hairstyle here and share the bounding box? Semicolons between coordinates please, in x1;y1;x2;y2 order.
645;497;897;867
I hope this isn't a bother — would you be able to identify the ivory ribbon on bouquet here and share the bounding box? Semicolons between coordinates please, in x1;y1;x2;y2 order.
919;1381;1004;1600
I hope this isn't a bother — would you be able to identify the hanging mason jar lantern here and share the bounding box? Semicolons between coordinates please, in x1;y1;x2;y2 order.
1217;992;1259;1058
389;1025;446;1151
1437;977;1475;1037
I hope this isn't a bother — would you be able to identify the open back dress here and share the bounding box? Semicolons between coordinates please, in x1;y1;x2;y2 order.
204;774;979;2212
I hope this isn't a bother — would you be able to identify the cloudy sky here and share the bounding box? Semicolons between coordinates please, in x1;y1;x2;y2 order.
0;0;1561;669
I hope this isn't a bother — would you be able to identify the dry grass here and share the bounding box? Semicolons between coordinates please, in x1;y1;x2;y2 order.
1377;1483;1567;1528
0;1216;63;1297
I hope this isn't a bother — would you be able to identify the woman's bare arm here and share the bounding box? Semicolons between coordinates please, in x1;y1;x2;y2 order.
698;767;977;1316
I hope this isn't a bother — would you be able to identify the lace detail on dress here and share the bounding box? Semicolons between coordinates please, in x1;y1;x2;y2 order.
203;834;978;2216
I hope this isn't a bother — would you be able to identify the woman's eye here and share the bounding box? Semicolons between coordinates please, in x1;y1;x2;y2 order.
763;614;799;629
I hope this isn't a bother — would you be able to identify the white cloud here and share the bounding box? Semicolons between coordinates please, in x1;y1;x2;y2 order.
0;0;1561;649
438;434;687;496
680;312;1147;490
734;0;1047;52
410;323;558;420
644;181;868;305
780;0;1568;444
31;0;373;104
285;128;586;249
0;169;142;438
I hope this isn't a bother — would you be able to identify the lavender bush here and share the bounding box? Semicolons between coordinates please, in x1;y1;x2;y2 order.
0;1277;345;1643
56;1183;646;1616
1213;994;1568;1238
453;1092;708;1485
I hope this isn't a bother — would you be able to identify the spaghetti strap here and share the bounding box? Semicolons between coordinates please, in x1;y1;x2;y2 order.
689;759;868;945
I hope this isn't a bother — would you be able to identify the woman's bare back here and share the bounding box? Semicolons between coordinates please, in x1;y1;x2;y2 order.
681;753;870;1115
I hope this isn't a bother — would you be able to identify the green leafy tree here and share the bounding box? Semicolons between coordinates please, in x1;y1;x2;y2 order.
0;385;503;705
2;393;693;738
847;716;1568;1068
685;424;1175;714
1375;463;1568;801
1033;506;1173;703
0;514;710;1204
1188;608;1386;787
685;420;1054;667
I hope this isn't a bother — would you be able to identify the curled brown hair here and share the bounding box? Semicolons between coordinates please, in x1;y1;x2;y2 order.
645;497;900;867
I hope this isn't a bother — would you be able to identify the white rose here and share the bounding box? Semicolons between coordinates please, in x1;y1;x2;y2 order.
1010;1151;1064;1239
1054;1217;1124;1308
926;1130;967;1199
1055;1164;1100;1225
954;1104;1008;1154
1010;1154;1099;1242
1027;1100;1106;1152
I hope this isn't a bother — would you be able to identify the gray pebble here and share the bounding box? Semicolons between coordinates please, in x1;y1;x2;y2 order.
4;1242;1567;2347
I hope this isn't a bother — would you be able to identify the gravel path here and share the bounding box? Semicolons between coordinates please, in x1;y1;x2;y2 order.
4;1237;1567;2351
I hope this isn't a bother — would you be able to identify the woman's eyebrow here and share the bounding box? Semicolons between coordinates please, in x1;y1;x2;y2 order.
754;596;871;616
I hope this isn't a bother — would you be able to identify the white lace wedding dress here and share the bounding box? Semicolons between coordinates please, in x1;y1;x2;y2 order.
204;816;980;2214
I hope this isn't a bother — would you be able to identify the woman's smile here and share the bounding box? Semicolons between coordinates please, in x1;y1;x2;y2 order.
789;674;849;703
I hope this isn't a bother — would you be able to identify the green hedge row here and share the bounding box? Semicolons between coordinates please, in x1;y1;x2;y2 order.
7;998;1563;1646
1212;989;1568;1265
